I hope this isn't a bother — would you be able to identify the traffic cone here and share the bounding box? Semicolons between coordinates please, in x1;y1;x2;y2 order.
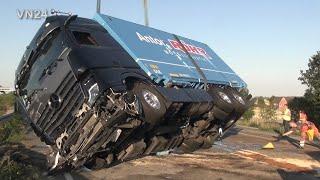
262;142;274;149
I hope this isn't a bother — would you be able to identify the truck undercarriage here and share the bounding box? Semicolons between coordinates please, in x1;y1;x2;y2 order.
17;79;250;173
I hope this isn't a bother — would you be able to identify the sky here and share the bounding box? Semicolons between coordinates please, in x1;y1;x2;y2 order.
0;0;319;96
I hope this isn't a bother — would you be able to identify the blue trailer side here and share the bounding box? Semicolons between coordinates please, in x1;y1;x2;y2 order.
93;13;246;88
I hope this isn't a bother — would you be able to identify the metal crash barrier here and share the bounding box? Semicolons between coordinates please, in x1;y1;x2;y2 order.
0;112;15;123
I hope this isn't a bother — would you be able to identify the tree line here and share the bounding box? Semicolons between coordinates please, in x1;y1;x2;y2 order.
288;51;320;125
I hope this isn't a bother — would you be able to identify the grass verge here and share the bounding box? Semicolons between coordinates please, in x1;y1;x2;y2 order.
0;94;43;179
238;119;285;134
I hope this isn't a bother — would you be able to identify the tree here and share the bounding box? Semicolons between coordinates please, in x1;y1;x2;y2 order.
288;97;310;121
259;100;276;121
242;106;255;121
257;97;266;108
298;51;320;124
299;52;320;102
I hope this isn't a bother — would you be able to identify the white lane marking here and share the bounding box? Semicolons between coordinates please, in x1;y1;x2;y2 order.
64;173;74;180
136;58;237;75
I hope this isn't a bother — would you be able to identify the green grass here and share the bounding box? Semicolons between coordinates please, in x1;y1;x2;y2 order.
238;119;285;134
0;115;25;143
0;93;15;116
0;94;42;179
0;115;42;179
0;93;24;142
0;115;31;179
0;159;41;180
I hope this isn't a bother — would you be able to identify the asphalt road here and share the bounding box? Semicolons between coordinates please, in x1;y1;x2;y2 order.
5;124;320;180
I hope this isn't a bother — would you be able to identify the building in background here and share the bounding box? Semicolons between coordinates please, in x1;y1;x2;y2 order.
0;85;14;94
272;97;295;111
251;96;297;122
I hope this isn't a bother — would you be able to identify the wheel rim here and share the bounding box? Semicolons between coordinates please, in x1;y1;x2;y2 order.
142;89;161;110
217;91;232;104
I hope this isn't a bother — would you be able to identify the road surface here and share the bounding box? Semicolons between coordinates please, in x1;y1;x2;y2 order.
2;124;320;180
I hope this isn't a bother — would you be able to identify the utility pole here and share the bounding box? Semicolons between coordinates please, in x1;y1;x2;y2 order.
97;0;101;13
143;0;149;26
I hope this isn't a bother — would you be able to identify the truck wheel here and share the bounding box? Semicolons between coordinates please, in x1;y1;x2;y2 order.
177;137;203;153
212;106;229;121
132;82;166;125
201;134;217;149
177;134;218;153
224;88;247;118
208;87;234;113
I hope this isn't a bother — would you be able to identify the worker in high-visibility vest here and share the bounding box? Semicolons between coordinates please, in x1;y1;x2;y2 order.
283;111;320;148
282;105;291;132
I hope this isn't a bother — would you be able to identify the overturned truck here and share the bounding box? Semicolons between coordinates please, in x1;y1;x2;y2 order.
15;13;252;172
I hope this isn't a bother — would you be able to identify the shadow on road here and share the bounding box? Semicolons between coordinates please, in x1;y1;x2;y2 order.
273;129;320;149
0;143;47;167
305;151;320;162
0;142;47;178
277;169;318;180
282;136;301;148
222;126;243;139
0;142;92;179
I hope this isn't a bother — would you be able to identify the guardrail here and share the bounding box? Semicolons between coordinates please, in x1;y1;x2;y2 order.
0;87;14;94
0;112;15;123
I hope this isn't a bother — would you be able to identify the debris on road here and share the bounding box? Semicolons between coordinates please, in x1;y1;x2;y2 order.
232;150;318;173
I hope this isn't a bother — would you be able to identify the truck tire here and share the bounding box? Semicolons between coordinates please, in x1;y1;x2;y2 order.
208;87;234;113
132;82;166;125
211;106;229;121
177;137;204;153
201;134;217;149
224;88;247;118
177;134;218;153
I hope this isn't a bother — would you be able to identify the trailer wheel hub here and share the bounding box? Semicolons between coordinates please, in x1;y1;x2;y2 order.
218;91;231;104
233;93;245;105
142;89;161;110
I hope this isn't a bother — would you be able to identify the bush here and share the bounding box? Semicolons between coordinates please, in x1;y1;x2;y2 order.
0;93;23;142
0;114;41;179
0;94;42;179
242;106;255;121
0;159;41;180
0;93;15;116
298;51;320;125
0;115;25;143
238;118;283;133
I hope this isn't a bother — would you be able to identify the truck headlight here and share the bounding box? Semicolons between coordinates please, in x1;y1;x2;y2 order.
142;89;160;110
88;83;99;106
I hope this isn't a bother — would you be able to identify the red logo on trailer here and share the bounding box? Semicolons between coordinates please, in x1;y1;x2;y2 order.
168;40;209;58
